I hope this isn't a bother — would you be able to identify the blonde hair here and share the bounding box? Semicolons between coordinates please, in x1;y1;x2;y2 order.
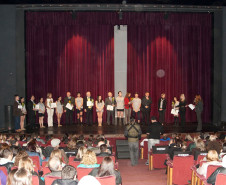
196;139;206;151
14;151;29;167
194;136;201;144
50;149;63;161
14;168;32;185
185;134;193;142
6;169;17;185
76;146;87;159
209;135;217;141
180;94;185;101
206;150;219;162
48;157;62;172
18;156;34;173
80;150;97;165
47;93;52;98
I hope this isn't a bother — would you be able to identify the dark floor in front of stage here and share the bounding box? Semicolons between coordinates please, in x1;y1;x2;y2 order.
0;122;219;136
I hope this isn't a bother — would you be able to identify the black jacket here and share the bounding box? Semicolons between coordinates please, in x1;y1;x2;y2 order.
96;152;111;157
83;97;94;110
63;97;75;111
13;101;22;117
27;100;36;116
141;96;152;112
146;121;163;139
0;162;14;173
195;101;203;113
158;98;167;110
207;167;226;185
52;179;78;185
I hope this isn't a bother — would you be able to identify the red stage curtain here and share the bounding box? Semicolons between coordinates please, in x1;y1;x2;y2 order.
127;13;212;123
26;12;114;123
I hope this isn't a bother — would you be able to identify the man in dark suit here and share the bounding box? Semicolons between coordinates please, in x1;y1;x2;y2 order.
141;92;152;125
13;95;22;132
83;91;94;126
105;92;116;125
27;95;36;130
158;93;167;124
64;92;75;125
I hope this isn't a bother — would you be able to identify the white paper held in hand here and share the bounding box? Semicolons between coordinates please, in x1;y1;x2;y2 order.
18;105;23;109
188;104;195;110
66;103;73;110
50;103;57;108
107;105;114;111
35;104;39;110
87;101;93;107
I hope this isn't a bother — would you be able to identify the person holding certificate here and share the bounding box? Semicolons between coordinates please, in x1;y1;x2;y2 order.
124;92;132;125
132;93;141;124
172;97;179;125
27;95;36;130
38;97;45;128
116;91;124;125
95;95;105;127
13;95;22;132
177;94;187;128
141;92;152;125
20;97;27;130
105;92;116;125
75;92;83;124
158;93;167;124
83;91;94;126
64;92;75;125
194;95;203;131
56;96;63;127
45;93;54;127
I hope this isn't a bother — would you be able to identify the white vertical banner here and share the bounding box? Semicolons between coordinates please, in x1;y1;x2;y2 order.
114;25;127;97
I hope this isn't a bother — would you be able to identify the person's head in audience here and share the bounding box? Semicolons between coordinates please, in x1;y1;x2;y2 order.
97;157;115;177
78;135;84;141
171;133;177;139
86;139;93;148
161;134;169;140
14;168;32;185
11;146;20;157
61;165;77;180
194;136;201;144
206;150;219;162
76;140;85;148
80;150;97;165
50;149;64;163
78;175;101;185
209;135;218;141
184;134;194;142
45;135;53;142
14;151;29;167
62;133;69;144
175;139;183;148
48;157;63;172
97;140;105;147
100;144;108;154
27;139;37;152
196;139;206;151
67;139;77;150
6;168;17;185
151;116;157;123
181;141;187;151
1;148;13;161
18;156;34;173
76;146;87;160
51;138;61;148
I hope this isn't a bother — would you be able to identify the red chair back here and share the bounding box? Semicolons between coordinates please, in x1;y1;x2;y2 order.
97;156;116;164
0;166;8;176
196;154;207;165
30;156;41;171
77;168;93;180
69;161;80;169
152;153;168;169
216;173;226;185
44;176;60;185
172;155;194;185
96;175;116;185
206;165;222;179
69;156;76;163
32;175;39;185
42;167;51;176
155;141;169;146
42;161;48;167
143;141;148;159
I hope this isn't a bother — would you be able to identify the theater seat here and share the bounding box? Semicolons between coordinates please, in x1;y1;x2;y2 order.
96;175;116;185
44;176;60;185
0;166;8;176
32;175;39;185
77;168;94;180
216;173;226;185
69;161;80;169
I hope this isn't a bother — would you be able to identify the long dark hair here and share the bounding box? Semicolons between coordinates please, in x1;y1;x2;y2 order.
97;157;115;177
97;95;102;103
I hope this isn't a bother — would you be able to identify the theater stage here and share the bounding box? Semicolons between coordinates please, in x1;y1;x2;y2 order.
0;122;218;137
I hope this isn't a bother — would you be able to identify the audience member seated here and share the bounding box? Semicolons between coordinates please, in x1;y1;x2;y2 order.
14;168;32;185
7;169;17;185
207;135;222;155
26;139;43;166
43;157;63;179
187;136;200;151
184;134;194;142
168;139;187;160
196;150;222;178
63;139;78;158
52;165;78;185
77;150;100;168
78;175;101;185
207;155;226;185
89;156;122;185
0;148;14;173
192;139;206;156
74;147;87;162
49;149;67;167
96;144;111;157
14;151;29;167
160;134;170;142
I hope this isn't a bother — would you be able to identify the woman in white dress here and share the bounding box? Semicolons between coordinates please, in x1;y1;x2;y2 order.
75;92;83;124
38;97;45;128
45;93;54;127
172;96;179;126
116;91;124;125
20;97;27;130
56;96;63;127
95;95;105;127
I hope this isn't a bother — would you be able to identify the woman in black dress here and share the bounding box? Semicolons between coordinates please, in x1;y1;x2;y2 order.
194;95;203;131
177;94;187;128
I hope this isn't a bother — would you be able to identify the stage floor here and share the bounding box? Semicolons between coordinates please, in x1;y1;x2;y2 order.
0;122;217;137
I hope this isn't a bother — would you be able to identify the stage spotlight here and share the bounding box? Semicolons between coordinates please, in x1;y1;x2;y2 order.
118;10;123;20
